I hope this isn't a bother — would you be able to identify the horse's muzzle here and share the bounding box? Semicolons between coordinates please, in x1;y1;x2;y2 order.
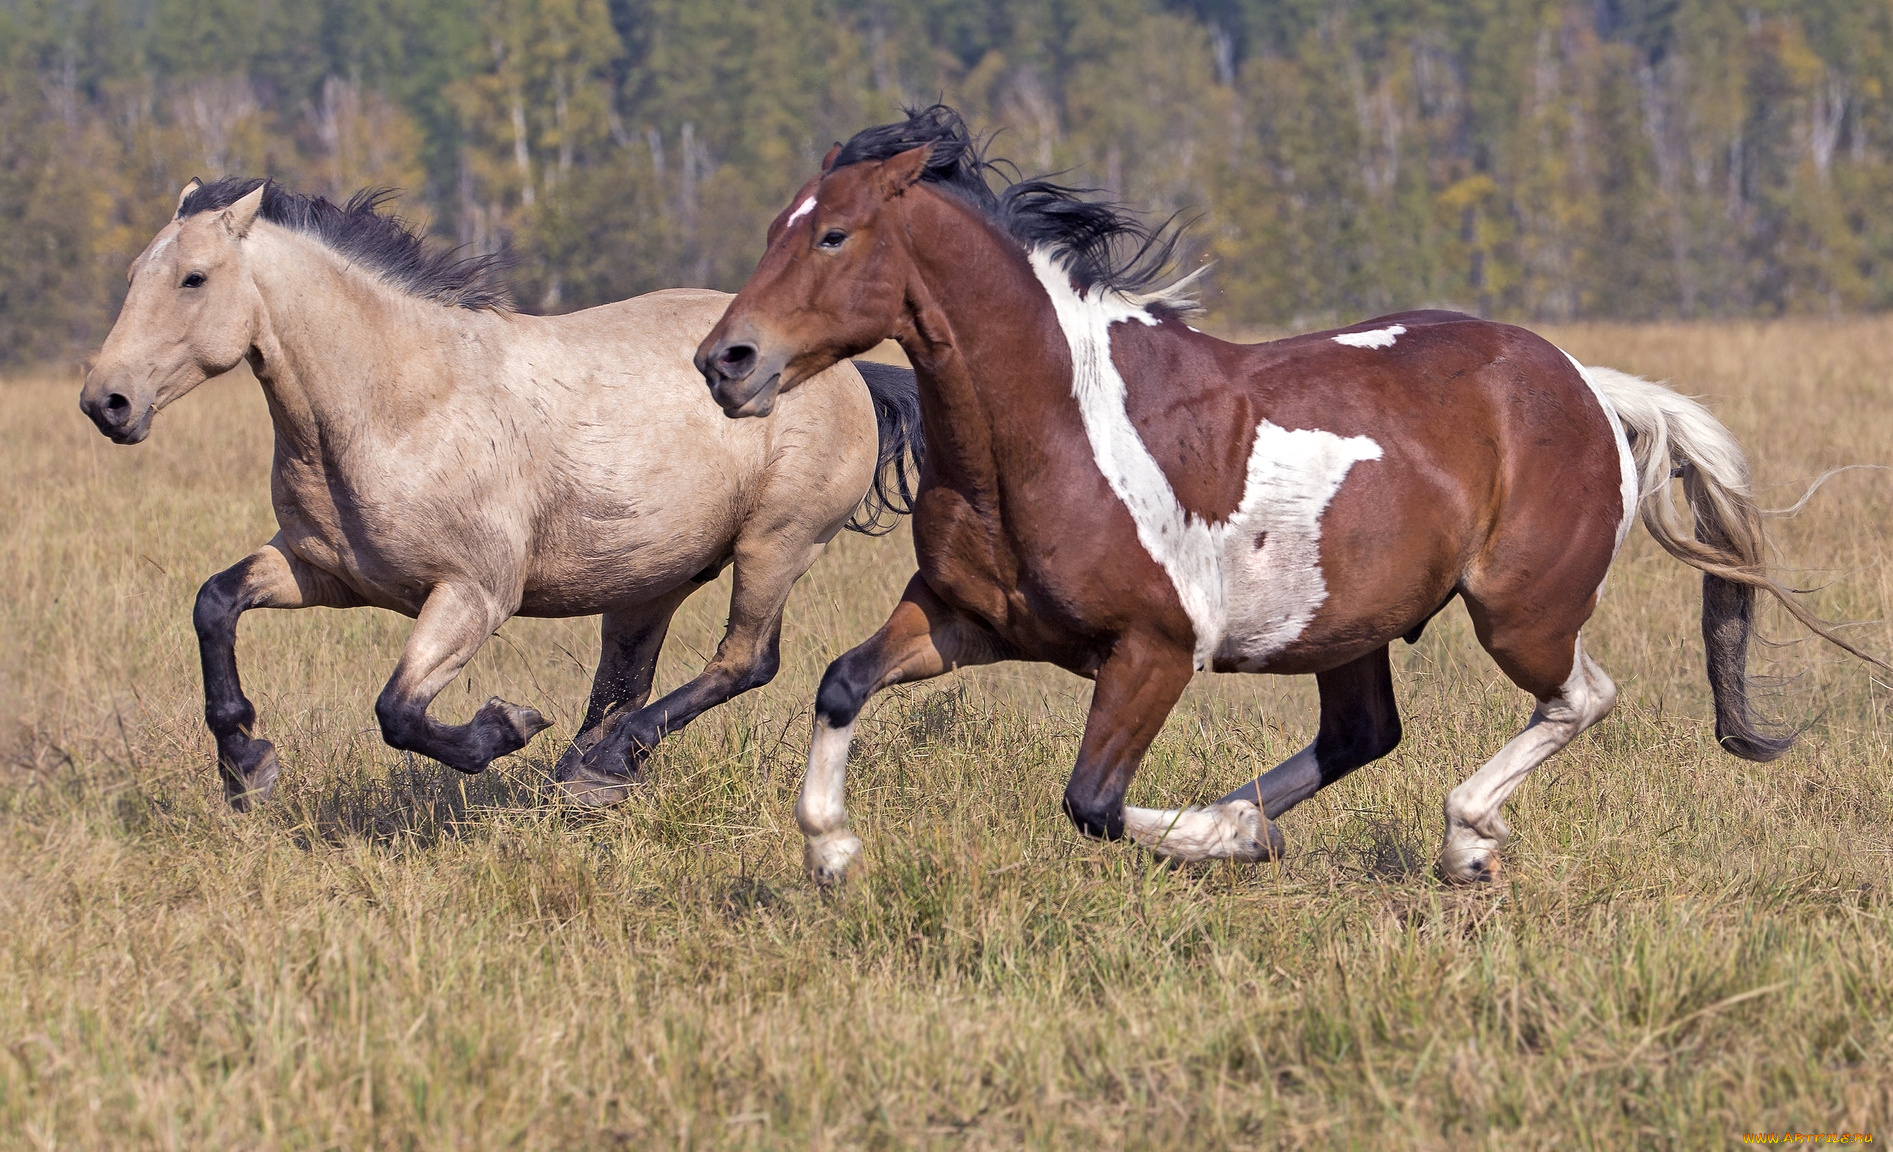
78;381;153;444
696;335;786;418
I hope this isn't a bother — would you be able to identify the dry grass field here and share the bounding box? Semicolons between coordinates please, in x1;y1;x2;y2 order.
2;319;1891;1149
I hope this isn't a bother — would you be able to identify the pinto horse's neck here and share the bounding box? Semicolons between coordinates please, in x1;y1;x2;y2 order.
890;192;1099;589
898;194;1066;476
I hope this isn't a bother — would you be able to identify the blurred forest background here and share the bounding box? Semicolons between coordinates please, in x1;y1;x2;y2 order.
2;0;1891;365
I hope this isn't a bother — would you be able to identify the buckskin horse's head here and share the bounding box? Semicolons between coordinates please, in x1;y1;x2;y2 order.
81;180;266;444
696;140;935;418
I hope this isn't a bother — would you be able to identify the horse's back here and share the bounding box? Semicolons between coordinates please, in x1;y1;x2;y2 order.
501;289;879;614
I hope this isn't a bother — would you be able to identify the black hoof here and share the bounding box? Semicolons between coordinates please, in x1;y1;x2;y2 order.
1262;815;1286;861
221;738;281;811
459;698;550;773
555;757;639;807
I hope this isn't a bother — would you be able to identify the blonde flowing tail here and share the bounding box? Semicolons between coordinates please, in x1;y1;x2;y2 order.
1587;366;1888;762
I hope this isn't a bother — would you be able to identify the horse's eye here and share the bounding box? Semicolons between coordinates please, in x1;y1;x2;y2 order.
818;229;847;250
181;272;206;289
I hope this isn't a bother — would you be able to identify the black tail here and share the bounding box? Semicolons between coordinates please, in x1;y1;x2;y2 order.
846;360;925;535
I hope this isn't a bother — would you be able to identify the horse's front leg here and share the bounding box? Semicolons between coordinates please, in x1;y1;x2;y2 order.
375;584;549;774
1069;632;1283;863
794;575;1005;883
1216;645;1403;819
194;536;360;809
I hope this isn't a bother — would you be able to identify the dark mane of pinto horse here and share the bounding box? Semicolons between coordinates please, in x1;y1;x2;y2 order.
831;104;1193;302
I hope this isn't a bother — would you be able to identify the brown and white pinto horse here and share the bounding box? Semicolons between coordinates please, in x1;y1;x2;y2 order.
697;106;1881;885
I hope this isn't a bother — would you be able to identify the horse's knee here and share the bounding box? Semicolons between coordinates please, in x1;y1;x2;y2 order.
192;572;244;641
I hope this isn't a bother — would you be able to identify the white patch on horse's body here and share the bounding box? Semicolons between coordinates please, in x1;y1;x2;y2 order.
1332;324;1406;349
1560;353;1641;552
785;196;818;229
1218;423;1382;670
1030;247;1382;670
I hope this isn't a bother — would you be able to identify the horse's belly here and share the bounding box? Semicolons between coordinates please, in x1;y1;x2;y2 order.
1214;551;1325;672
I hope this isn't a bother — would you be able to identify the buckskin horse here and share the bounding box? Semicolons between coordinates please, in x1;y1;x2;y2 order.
695;105;1882;885
80;177;920;809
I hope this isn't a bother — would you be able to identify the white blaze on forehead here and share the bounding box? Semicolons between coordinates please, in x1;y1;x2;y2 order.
785;196;818;229
1332;324;1406;349
1030;246;1382;670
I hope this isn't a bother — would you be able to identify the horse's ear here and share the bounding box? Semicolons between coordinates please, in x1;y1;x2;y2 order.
221;182;266;239
173;178;203;220
876;144;932;195
820;142;842;173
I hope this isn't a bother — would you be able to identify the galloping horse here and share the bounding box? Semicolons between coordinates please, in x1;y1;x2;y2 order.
696;106;1882;884
80;178;920;809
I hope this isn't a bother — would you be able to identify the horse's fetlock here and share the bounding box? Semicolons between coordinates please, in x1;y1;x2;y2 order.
1062;789;1125;840
205;697;255;735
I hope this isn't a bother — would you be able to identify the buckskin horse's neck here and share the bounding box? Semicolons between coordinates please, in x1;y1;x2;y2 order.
246;228;479;464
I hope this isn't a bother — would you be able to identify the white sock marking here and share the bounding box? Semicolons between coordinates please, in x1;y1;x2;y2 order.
785;196;818;230
1440;638;1616;878
797;717;854;837
1123;800;1274;862
1332;324;1406;349
1031;248;1381;669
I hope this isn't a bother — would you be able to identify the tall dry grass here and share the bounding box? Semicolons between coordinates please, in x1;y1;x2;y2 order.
2;320;1891;1149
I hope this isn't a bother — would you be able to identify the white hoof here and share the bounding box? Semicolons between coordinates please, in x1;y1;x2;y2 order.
804;829;862;886
1439;817;1509;885
1124;800;1284;863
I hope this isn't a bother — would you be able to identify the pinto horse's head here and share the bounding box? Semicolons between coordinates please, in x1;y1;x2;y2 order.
80;179;266;444
697;140;935;418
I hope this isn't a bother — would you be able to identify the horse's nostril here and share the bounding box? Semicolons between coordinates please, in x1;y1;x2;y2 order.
717;344;758;377
104;393;131;418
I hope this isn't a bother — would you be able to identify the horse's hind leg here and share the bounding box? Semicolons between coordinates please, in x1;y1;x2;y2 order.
1441;617;1617;883
555;589;693;805
1217;645;1404;819
375;584;550;774
574;520;823;791
194;536;360;810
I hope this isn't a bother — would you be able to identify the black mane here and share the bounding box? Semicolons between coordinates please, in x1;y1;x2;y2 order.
177;178;512;311
830;104;1192;300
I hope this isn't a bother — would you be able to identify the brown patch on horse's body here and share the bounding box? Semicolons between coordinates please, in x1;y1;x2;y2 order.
699;105;1839;884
